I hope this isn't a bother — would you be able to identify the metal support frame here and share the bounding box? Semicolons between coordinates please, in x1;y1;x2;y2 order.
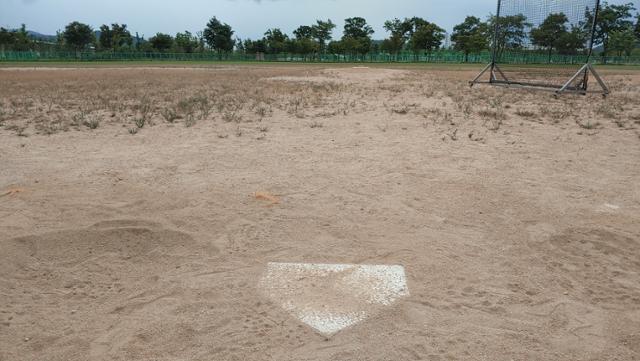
469;0;609;96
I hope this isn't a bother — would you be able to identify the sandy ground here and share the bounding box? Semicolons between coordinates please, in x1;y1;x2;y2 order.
0;64;639;361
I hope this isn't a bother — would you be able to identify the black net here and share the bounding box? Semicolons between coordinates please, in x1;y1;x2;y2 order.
491;0;599;88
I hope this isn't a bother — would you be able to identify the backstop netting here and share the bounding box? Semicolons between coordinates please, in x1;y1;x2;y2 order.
472;0;608;94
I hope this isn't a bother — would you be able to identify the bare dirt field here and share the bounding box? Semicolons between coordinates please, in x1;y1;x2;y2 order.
0;63;639;361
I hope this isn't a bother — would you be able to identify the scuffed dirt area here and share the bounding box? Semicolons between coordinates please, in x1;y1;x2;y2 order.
1;64;639;361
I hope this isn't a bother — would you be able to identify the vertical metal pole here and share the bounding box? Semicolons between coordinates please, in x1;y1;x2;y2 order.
586;0;600;62
583;0;601;90
490;0;502;83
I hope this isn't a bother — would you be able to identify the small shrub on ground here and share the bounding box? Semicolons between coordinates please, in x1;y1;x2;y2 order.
185;114;196;128
134;118;145;129
83;118;100;130
71;111;87;127
516;109;537;118
478;109;506;121
161;107;179;123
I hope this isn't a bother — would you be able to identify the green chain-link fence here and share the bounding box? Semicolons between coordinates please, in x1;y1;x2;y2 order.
1;50;639;65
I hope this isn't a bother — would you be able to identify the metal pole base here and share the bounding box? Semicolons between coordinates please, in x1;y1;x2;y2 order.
469;63;511;87
469;62;610;97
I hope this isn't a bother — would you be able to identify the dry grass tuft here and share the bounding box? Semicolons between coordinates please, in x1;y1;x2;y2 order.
516;109;537;118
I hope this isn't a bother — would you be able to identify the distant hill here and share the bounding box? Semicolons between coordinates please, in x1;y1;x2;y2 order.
26;30;57;43
23;29;104;44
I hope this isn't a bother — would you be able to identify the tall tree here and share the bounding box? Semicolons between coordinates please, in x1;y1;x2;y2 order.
490;14;531;56
111;24;132;50
0;28;13;52
0;28;13;43
99;23;132;51
56;30;65;50
586;2;636;57
556;27;587;55
294;26;314;40
634;14;640;42
203;17;234;56
264;28;289;54
311;20;335;52
382;18;413;54
451;16;490;61
293;38;318;55
408;21;445;55
99;24;113;50
149;33;173;52
243;38;266;54
63;21;95;51
329;39;350;55
531;13;569;61
609;27;637;56
175;31;198;53
290;26;318;55
343;17;374;39
340;17;374;54
0;25;32;51
196;31;206;52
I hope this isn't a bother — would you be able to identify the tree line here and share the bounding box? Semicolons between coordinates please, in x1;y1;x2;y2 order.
1;2;639;60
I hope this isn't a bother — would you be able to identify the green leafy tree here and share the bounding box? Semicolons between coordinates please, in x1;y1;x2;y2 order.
203;17;235;56
15;24;33;51
609;27;636;56
294;25;314;40
111;24;132;50
243;38;266;54
63;21;95;51
98;24;113;50
370;41;381;53
0;27;17;53
490;14;531;56
382;18;413;54
291;25;318;55
409;21;446;56
286;31;316;55
175;31;198;53
99;23;132;51
556;27;587;55
134;32;141;50
451;16;490;62
235;37;245;52
264;28;289;54
296;38;319;55
634;14;640;42
0;28;12;43
327;40;345;54
343;17;374;39
404;17;433;36
585;2;636;57
340;17;374;54
311;20;335;52
289;21;334;56
149;33;173;52
531;13;569;61
0;25;32;51
196;31;206;52
341;37;369;55
55;30;65;50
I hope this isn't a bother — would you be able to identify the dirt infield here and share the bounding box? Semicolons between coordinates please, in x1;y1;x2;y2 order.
1;64;639;360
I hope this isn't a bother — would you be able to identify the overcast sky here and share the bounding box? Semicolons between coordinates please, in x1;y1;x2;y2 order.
1;0;638;39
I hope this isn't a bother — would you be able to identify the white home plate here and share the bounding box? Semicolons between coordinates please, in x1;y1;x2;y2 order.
259;263;409;335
